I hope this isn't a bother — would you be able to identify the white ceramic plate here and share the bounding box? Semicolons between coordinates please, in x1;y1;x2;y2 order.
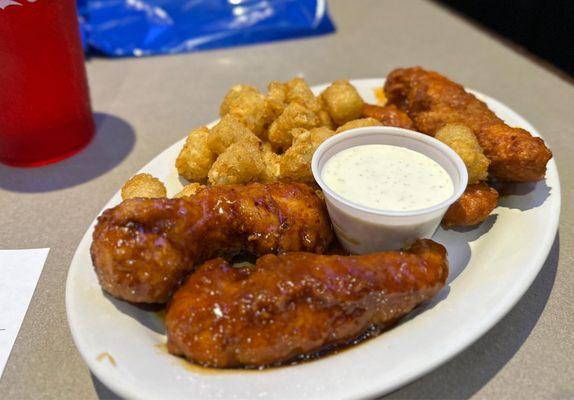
66;79;560;400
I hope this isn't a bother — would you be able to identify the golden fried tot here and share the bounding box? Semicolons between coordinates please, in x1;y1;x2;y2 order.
173;183;205;198
279;127;336;183
207;115;260;155
176;127;217;183
219;85;272;138
266;81;288;118
435;124;490;184
261;143;281;182
286;77;333;129
121;173;167;200
208;141;265;185
320;80;364;126
268;102;321;152
335;117;382;133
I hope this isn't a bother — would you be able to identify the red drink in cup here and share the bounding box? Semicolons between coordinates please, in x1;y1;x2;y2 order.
0;0;94;167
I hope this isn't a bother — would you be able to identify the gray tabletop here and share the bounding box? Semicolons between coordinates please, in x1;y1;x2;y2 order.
1;0;573;398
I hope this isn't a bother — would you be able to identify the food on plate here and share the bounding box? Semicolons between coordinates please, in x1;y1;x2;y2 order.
279;127;336;183
435;124;490;184
267;101;322;151
120;173;167;200
166;239;448;368
207;114;260;155
91;183;333;303
384;67;552;182
320;80;364;126
321;144;454;211
335;117;382;133
175;127;217;182
173;183;204;198
285;77;334;128
208;141;266;185
220;84;272;138
361;104;415;130
442;182;499;228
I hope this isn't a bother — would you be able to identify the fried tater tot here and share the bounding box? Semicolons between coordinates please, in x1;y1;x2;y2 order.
279;127;336;183
336;117;382;133
442;183;499;228
208;141;265;185
266;81;288;118
320;80;364;126
175;127;217;183
173;183;205;198
362;104;415;130
435;124;490;184
261;142;281;182
207;115;260;155
121;173;167;200
220;85;272;138
286;77;334;129
268;101;321;152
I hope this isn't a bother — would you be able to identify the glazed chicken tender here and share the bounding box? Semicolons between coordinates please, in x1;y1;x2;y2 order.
435;124;489;184
91;183;333;303
320;80;364;126
175;127;216;183
166;239;448;368
121;173;167;200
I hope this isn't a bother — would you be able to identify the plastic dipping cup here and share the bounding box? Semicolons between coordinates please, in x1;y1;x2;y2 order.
312;127;468;254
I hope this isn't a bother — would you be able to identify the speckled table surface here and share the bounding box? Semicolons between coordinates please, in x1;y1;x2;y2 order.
1;0;573;398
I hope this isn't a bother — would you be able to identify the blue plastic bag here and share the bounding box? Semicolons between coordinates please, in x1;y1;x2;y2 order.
78;0;335;57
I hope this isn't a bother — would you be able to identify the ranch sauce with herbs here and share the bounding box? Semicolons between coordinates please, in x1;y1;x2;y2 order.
322;144;453;211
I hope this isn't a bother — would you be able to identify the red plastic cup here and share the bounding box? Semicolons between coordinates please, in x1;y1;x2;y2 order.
0;0;94;167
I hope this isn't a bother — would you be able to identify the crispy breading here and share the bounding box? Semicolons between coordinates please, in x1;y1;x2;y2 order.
435;124;489;184
208;141;265;185
207;114;260;155
336;117;382;133
442;183;499;228
261;142;281;182
173;183;205;198
121;173;167;200
219;84;273;138
266;81;288;118
286;77;334;129
279;127;336;183
175;127;217;183
268;101;321;152
320;80;364;126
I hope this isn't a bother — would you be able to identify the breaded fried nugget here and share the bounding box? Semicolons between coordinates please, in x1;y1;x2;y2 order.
336;117;382;133
362;104;415;130
173;183;205;198
266;81;288;118
442;183;499;228
207;114;260;155
279;127;335;183
261;142;281;182
435;124;489;184
268;101;321;152
175;127;216;183
320;80;364;126
220;84;272;138
286;77;334;128
208;141;265;185
121;173;167;200
384;67;552;182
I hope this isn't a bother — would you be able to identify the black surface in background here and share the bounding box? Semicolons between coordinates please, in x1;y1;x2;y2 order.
438;0;574;77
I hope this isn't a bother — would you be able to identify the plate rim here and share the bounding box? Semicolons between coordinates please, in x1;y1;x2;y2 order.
65;78;561;400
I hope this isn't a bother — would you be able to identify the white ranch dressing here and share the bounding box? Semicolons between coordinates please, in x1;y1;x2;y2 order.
321;144;454;212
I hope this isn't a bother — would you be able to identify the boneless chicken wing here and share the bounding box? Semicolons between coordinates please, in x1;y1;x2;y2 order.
166;239;448;368
384;67;552;182
91;183;333;303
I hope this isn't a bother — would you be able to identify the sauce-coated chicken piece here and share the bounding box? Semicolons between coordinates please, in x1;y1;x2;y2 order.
166;239;448;368
91;183;333;304
384;67;552;182
442;182;499;228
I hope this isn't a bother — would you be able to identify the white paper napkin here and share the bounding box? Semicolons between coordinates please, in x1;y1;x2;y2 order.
0;248;50;378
